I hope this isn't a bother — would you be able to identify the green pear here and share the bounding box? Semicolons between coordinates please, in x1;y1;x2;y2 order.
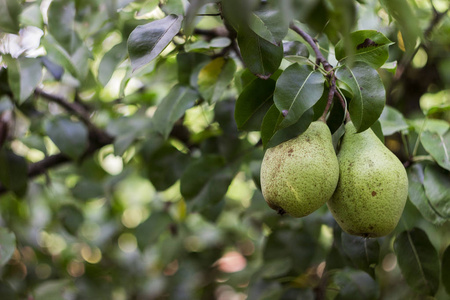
260;121;339;217
327;122;408;238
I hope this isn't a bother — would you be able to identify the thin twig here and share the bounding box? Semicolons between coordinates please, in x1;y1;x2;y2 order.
320;74;336;121
289;23;333;72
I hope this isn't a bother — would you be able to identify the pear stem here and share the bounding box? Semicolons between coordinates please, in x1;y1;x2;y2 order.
320;74;336;121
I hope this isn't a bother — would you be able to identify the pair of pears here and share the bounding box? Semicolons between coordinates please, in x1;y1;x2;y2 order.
260;120;408;237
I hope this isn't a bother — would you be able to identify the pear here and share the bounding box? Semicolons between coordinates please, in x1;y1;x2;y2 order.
260;121;339;217
327;121;408;238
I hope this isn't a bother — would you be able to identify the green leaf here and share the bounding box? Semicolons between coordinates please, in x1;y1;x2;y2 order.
180;155;237;211
394;228;440;296
261;105;314;149
378;105;409;136
442;245;450;295
3;56;43;104
98;42;127;86
197;57;236;104
380;0;422;54
234;78;276;131
45;117;89;159
0;0;21;33
421;130;450;171
0;149;28;196
423;164;450;218
176;52;210;85
58;205;84;235
34;280;72;300
370;120;384;143
141;137;189;191
335;30;394;69
0;227;16;267
152;84;198;139
407;163;447;225
107;115;152;156
249;0;289;44
332;268;380;300
274;63;324;129
127;14;183;71
135;211;173;250
341;232;380;277
336;62;385;132
183;0;209;36
237;26;283;79
47;0;81;54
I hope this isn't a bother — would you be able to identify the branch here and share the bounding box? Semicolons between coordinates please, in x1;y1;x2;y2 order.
289;23;333;72
289;23;342;119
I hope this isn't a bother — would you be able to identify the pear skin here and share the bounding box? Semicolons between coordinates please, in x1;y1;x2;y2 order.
260;121;339;217
327;122;408;237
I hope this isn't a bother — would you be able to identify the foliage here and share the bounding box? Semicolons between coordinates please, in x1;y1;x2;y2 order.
0;0;449;299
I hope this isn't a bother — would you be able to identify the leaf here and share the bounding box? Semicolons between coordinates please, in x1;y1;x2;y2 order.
180;155;237;212
442;245;450;295
39;56;64;81
261;105;314;149
237;26;283;79
283;41;309;57
0;150;28;196
341;232;380;277
380;0;421;54
421;130;450;171
45;117;89;159
0;227;16;267
0;0;21;33
140;136;190;191
135;211;173;250
332;268;380;300
249;0;289;45
47;0;81;54
335;30;394;69
98;42;127;86
394;228;440;296
3;56;43;104
336;62;385;132
407;163;447;225
176;52;210;85
127;14;183;71
274;64;324;129
423;164;450;218
34;280;72;300
152;84;198;139
197;57;236;104
183;0;209;36
235;78;276;131
378;105;409;136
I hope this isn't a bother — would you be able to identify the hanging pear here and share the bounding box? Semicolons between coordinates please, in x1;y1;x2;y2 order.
260;121;339;217
328;121;408;237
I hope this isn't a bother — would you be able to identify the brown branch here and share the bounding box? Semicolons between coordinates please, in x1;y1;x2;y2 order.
320;74;336;121
289;23;333;72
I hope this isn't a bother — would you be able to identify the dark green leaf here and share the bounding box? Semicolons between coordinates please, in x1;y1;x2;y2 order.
371;120;384;143
379;105;409;136
128;14;183;71
152;84;198;139
380;0;422;54
332;268;380;300
283;41;309;57
247;279;283;300
0;227;16;267
45;117;89;159
0;150;28;196
234;78;276;131
336;62;385;132
47;0;81;54
237;26;283;79
442;245;450;295
72;179;104;201
141;137;189;191
135;211;172;250
98;42;127;86
423;164;450;218
341;232;380;277
421;130;450;171
274;63;324;129
58;205;84;235
180;155;237;211
107;115;152;156
176;52;210;85
0;0;21;33
197;57;236;104
3;56;43;104
407;163;447;225
250;0;289;44
394;228;440;296
335;30;394;69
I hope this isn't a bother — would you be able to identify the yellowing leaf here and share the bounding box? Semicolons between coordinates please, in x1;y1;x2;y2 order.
397;31;405;52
